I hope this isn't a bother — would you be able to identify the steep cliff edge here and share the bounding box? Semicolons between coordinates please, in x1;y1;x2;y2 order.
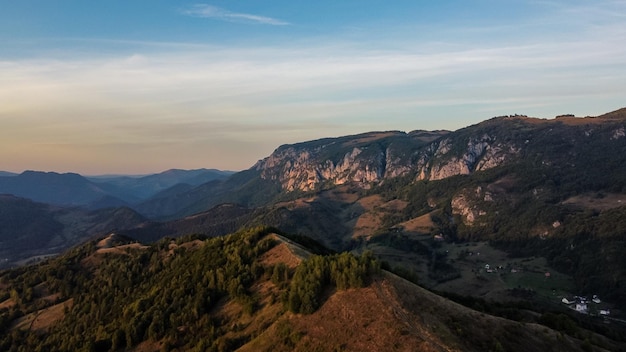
254;112;626;193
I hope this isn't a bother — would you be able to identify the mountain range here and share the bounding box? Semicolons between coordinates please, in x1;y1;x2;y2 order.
115;108;626;304
0;168;234;208
1;108;626;350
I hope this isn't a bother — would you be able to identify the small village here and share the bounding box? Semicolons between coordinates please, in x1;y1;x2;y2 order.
478;259;612;318
561;295;611;317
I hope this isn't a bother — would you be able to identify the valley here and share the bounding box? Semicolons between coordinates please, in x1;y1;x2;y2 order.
1;108;626;350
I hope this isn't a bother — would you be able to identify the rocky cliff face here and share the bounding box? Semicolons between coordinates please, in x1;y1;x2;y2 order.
254;112;626;193
451;186;494;226
254;129;519;192
417;136;520;181
255;141;400;192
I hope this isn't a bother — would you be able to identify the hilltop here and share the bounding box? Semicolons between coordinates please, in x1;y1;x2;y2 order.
1;228;622;351
1;108;626;350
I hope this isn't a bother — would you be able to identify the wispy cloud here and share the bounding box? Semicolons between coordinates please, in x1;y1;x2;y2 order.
181;4;289;26
3;0;626;173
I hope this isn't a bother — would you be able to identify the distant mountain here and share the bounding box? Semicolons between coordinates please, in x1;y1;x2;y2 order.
88;168;234;201
2;108;626;326
0;195;146;268
251;112;626;192
132;108;626;305
0;171;111;206
0;195;64;261
137;109;626;220
135;169;280;219
255;129;450;192
1;109;626;351
0;168;234;209
134;130;445;219
121;203;254;243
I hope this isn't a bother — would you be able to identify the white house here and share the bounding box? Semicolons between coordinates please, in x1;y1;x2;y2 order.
561;298;574;305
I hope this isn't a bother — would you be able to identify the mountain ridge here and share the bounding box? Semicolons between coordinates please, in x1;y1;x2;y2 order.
254;111;626;192
113;108;626;309
136;108;626;220
1;108;626;350
2;108;625;316
0;195;146;268
1;229;622;351
0;168;234;209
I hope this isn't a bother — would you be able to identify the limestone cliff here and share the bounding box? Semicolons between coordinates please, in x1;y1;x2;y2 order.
417;136;520;181
254;129;519;191
252;112;626;194
254;134;411;192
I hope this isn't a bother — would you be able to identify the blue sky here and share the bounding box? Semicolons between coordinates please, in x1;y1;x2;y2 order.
1;1;625;174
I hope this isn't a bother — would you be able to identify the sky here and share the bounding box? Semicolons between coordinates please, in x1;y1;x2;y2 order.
1;1;625;174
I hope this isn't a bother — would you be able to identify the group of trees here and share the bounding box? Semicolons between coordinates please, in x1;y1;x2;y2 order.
0;227;278;351
0;227;384;351
285;251;379;314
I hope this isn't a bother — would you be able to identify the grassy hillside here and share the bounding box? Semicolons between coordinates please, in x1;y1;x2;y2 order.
0;228;623;352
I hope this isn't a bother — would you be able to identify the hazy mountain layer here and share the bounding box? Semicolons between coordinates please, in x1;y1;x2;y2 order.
0;195;145;268
0;169;233;209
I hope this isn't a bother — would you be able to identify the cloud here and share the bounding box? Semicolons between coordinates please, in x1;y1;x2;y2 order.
181;4;289;25
2;38;624;136
3;0;626;173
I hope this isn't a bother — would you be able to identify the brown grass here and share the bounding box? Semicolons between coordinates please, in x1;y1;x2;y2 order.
350;195;385;238
289;279;455;352
161;239;204;258
133;340;163;352
561;193;626;211
241;273;462;352
319;185;361;203
358;195;384;210
96;235;116;249
383;199;408;211
259;239;303;269
509;114;615;126
400;213;436;233
0;298;16;310
271;234;312;262
11;299;73;333
82;241;150;268
41;293;61;304
96;243;149;255
352;212;383;238
341;132;403;147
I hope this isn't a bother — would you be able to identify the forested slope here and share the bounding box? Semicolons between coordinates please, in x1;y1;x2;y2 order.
1;228;623;352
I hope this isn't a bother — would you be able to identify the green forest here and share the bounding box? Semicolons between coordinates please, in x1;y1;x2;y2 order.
0;228;378;352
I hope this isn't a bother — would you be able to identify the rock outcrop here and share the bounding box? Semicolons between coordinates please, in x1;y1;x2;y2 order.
253;112;626;193
256;144;397;192
255;130;519;191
